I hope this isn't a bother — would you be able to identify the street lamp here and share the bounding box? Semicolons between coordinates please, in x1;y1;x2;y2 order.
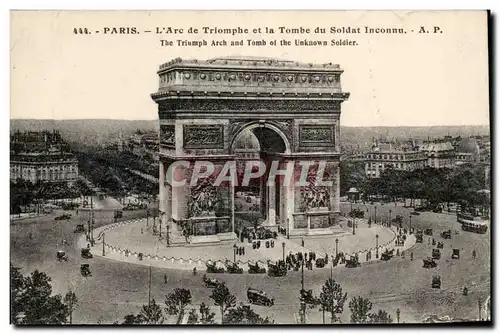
409;215;412;234
282;242;286;262
396;308;400;323
374;206;377;224
352;219;356;235
146;210;149;227
335;238;339;257
389;209;392;227
233;244;237;263
375;234;379;259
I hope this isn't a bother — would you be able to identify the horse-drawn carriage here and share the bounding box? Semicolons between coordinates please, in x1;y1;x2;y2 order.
422;257;437;268
81;247;93;259
206;260;225;273
225;260;243;274
247;288;274;307
202;274;223;288
248;261;266;274
56;250;68;262
267;260;287;277
80;264;91;277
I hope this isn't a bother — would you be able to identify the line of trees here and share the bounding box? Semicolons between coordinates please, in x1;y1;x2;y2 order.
301;277;394;324
10;179;95;214
341;161;489;215
119;282;270;325
10;263;78;325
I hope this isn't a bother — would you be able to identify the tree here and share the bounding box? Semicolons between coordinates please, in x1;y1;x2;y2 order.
349;296;372;324
164;288;192;315
368;309;393;324
121;299;164;324
10;264;69;324
319;278;348;324
64;291;78;324
209;282;237;324
223;303;271;324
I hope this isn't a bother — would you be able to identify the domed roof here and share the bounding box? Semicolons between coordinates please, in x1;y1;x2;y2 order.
457;138;480;154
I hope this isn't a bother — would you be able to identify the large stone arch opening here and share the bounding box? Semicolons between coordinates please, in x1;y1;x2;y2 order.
152;57;349;244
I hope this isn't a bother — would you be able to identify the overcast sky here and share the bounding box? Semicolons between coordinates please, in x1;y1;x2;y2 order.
10;11;489;127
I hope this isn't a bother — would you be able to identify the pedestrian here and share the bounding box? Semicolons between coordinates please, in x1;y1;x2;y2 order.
410;252;414;261
301;238;305;247
141;228;143;234
164;274;168;285
29;232;33;240
472;249;477;259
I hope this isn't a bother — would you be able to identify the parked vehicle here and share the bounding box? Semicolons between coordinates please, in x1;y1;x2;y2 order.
452;249;460;259
411;211;421;216
437;242;444;249
247;288;274;307
345;257;360;268
424;228;433;236
248;261;266;274
225;261;243;274
114;210;123;219
56;250;68;262
206;260;225;273
423;257;437;268
381;249;394;262
267;260;287;277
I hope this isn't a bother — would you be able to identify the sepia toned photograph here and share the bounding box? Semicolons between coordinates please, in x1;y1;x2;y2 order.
9;10;491;325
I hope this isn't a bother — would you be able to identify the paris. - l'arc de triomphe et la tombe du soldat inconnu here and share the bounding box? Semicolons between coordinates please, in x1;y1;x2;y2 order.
151;56;350;243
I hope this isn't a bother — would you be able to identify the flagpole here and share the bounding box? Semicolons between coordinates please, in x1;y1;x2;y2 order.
148;265;152;307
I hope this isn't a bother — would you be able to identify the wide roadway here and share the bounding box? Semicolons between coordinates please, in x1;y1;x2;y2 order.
10;203;490;324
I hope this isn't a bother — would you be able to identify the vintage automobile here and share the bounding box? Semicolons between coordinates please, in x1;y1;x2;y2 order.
422;257;437;268
416;233;423;243
81;248;93;259
202;274;223;288
247;288;274;307
248;261;266;274
432;275;441;289
381;249;394;262
114;210;123;219
452;249;460;259
74;224;86;233
424;228;433;236
55;213;71;221
80;264;91;277
56;250;68;262
432;249;441;260
411;211;421;216
440;230;452;239
345;256;360;268
225;261;243;274
206;260;225;274
437;242;444;249
267;260;287;277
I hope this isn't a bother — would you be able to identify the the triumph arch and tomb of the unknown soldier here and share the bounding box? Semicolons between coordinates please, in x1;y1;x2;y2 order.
151;57;350;244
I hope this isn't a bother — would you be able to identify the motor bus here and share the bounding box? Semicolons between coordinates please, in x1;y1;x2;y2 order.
457;213;488;234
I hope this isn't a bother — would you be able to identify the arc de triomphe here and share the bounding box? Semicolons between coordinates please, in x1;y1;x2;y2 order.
151;57;349;243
